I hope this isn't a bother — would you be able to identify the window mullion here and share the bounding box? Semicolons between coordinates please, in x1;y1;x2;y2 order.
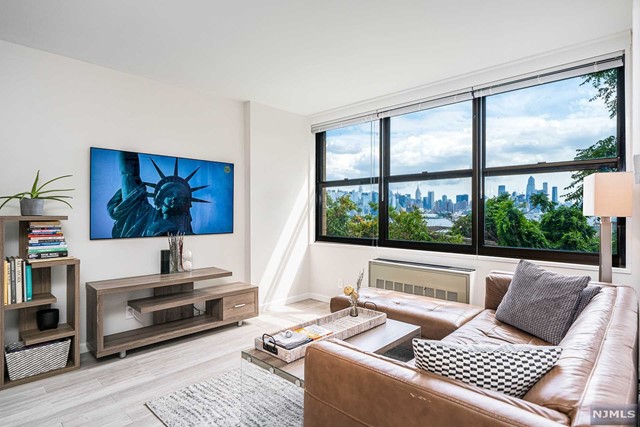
379;118;390;245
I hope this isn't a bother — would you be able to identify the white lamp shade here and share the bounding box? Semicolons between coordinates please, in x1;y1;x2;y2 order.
582;172;633;217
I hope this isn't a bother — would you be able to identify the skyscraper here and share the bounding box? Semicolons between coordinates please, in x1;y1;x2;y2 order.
526;176;536;199
543;182;548;196
456;194;469;203
552;186;558;204
498;185;506;196
427;191;435;210
415;185;422;204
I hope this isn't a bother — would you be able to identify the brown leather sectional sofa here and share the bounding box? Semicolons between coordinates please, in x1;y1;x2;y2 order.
304;271;638;426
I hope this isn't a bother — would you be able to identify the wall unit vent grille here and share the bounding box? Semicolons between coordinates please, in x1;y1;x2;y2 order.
369;259;474;304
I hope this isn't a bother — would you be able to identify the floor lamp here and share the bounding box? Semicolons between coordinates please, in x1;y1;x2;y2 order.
582;172;633;283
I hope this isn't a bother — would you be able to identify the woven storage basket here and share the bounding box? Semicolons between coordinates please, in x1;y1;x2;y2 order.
5;339;70;381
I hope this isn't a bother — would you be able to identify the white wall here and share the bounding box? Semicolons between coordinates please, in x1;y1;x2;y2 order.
0;40;246;347
245;102;312;306
307;32;639;306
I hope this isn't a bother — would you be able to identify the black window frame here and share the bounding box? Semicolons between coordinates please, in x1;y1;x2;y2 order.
315;63;626;267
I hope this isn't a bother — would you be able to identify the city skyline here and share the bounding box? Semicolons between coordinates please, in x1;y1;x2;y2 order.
326;174;567;218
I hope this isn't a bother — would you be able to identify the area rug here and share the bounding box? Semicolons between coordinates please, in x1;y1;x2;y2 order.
146;363;303;427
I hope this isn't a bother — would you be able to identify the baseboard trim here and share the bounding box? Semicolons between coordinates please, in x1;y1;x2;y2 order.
260;292;331;310
306;293;331;303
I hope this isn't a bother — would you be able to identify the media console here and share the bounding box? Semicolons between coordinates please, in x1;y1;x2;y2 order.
86;267;258;358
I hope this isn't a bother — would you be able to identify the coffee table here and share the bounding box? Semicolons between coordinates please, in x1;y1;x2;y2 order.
240;318;420;387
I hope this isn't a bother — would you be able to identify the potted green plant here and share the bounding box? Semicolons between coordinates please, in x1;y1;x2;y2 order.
0;171;73;216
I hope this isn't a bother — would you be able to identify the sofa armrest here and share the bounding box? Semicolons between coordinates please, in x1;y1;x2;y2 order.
304;340;568;427
485;270;513;310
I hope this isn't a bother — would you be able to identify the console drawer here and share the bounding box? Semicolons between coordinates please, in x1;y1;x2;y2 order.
223;292;256;319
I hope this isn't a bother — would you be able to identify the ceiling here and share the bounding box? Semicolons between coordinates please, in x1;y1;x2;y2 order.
0;1;632;116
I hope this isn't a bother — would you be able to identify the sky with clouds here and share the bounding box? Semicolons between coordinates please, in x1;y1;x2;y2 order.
325;74;616;203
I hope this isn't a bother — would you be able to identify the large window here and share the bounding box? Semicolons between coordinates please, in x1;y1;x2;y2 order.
317;122;379;241
316;59;625;266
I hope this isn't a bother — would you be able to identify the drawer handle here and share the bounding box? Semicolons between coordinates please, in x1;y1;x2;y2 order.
233;303;247;308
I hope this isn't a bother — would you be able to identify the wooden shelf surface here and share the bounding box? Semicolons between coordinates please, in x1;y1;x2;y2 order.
20;323;75;346
0;215;68;222
129;282;256;314
4;292;57;311
27;257;79;269
2;359;78;390
102;315;226;356
87;267;233;295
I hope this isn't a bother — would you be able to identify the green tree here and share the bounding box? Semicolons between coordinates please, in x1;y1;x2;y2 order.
325;194;357;237
564;136;617;207
348;212;378;238
485;194;547;248
539;205;598;251
451;213;472;239
581;69;617;119
565;69;618;206
528;192;554;213
388;207;432;242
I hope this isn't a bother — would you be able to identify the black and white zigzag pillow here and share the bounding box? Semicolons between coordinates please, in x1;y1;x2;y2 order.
412;340;562;398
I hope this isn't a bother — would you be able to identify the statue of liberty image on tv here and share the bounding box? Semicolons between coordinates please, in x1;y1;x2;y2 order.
90;148;234;240
108;151;211;237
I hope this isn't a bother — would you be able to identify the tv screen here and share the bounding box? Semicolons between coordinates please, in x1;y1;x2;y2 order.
90;147;234;240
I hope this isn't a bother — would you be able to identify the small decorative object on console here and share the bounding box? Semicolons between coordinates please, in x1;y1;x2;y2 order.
182;250;193;272
167;232;184;273
343;269;365;317
160;249;170;274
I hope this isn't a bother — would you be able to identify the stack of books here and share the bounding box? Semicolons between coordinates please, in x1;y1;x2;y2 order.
272;324;334;350
3;257;32;305
27;221;68;260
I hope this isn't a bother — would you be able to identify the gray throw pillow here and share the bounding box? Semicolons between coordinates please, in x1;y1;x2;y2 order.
412;339;562;398
569;285;601;325
495;260;590;345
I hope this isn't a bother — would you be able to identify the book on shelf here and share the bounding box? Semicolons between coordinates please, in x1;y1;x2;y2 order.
28;247;69;253
28;221;62;230
25;264;32;301
3;257;32;305
27;256;74;264
295;324;333;340
26;221;68;260
28;251;69;260
15;259;23;304
3;259;8;305
9;257;16;304
28;241;67;247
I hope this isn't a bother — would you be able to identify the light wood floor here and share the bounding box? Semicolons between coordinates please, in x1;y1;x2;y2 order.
0;299;330;427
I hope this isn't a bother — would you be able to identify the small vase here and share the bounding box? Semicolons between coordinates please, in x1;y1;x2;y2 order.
169;247;182;273
349;299;359;317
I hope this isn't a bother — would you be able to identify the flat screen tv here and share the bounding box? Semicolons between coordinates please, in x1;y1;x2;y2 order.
90;147;233;240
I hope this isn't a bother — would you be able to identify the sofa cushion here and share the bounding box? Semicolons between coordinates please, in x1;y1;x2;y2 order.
523;285;638;422
330;288;483;339
413;339;562;398
495;260;589;345
443;310;550;346
570;285;601;324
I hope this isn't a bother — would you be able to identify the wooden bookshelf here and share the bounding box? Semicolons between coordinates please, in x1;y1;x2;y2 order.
0;215;80;390
87;271;258;358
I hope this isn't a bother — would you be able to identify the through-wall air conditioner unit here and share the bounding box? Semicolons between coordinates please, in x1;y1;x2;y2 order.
368;258;475;304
